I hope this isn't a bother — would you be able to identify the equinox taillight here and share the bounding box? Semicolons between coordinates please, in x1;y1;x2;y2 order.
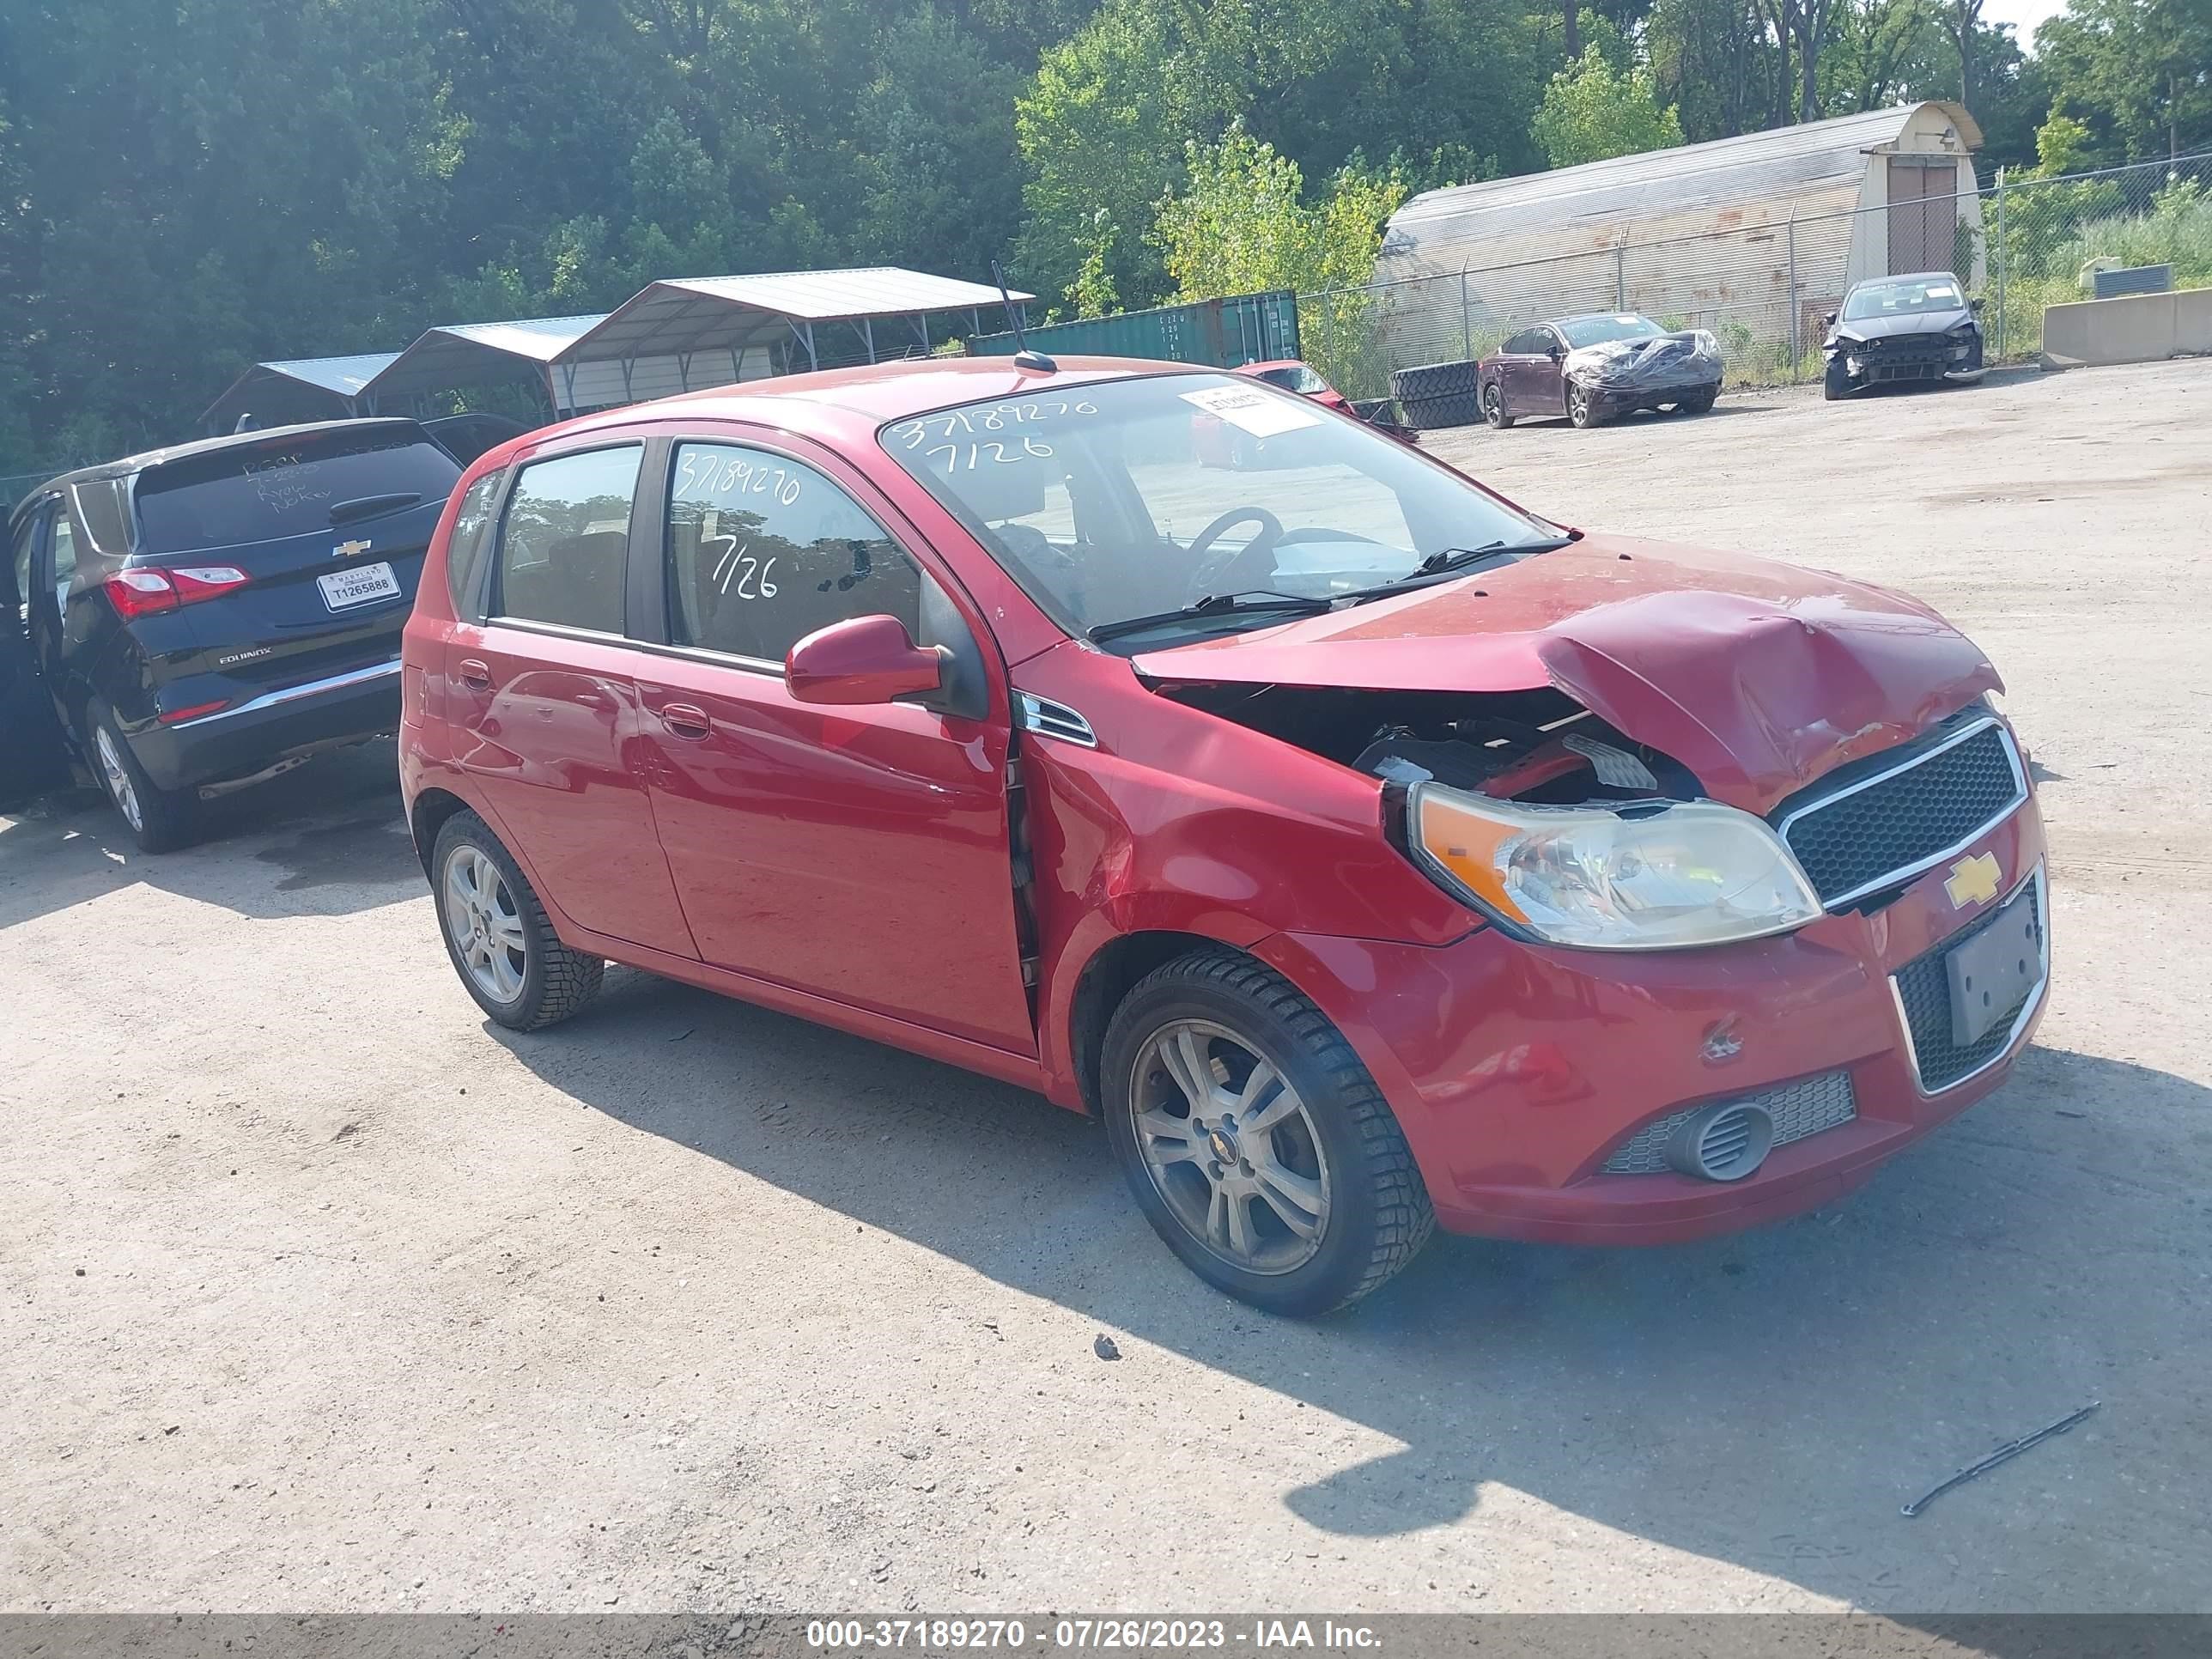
105;564;250;620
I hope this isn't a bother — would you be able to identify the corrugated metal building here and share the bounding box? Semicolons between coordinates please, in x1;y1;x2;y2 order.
1372;102;1984;368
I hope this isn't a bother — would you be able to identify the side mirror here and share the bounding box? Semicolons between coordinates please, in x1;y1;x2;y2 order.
1822;311;1838;326
1547;342;1565;361
784;614;944;706
1969;297;1986;313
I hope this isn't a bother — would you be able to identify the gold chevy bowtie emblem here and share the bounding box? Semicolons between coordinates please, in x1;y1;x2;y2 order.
334;538;372;560
1944;852;2002;908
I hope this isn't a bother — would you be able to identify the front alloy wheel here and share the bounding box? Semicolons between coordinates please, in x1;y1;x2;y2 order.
1567;383;1600;428
1483;383;1513;428
1102;951;1434;1316
1131;1018;1332;1275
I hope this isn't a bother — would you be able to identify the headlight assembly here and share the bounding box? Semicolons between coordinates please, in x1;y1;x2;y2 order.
1409;785;1823;950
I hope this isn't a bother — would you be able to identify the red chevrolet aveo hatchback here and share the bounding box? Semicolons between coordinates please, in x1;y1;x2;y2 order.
399;356;2046;1316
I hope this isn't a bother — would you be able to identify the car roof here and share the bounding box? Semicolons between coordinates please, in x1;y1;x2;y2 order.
490;356;1218;463
1237;359;1310;374
1551;311;1656;327
15;417;428;515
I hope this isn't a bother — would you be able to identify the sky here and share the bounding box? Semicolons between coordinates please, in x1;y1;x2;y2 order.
1980;0;2067;49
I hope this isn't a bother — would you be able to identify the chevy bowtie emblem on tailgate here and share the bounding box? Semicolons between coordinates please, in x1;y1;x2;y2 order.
334;538;372;559
1945;852;2002;908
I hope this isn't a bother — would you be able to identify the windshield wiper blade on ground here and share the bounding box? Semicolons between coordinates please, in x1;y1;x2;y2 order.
1086;590;1334;643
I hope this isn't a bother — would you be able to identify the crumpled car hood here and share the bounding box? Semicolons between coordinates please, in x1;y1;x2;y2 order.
1131;534;2000;814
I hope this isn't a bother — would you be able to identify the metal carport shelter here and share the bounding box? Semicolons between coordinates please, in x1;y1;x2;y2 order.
560;267;1035;406
362;314;609;418
199;352;399;432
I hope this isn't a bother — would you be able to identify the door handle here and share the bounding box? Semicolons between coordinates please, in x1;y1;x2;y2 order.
457;657;492;690
660;702;712;739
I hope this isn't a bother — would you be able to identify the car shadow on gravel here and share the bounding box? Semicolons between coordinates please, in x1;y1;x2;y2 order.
497;975;2212;1613
0;740;416;929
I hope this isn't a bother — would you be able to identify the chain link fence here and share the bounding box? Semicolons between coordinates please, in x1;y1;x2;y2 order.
1301;149;2212;405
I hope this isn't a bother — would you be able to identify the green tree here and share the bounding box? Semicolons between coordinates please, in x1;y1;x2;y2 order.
1533;45;1687;167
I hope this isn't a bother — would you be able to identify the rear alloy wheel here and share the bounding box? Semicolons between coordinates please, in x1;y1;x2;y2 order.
1567;383;1601;428
1482;382;1514;429
90;702;195;854
433;810;603;1030
1103;951;1434;1316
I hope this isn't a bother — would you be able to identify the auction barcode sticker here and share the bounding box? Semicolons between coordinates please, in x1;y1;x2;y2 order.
1178;384;1322;438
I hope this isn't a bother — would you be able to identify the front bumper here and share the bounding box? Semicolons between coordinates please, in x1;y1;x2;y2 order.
128;659;402;792
1581;372;1721;412
1255;795;2046;1244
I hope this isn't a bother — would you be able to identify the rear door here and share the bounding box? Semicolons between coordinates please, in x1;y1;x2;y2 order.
128;425;461;700
1;502;74;811
447;438;698;957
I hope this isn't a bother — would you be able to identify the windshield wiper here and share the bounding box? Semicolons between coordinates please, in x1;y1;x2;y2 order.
1336;536;1578;605
1087;589;1333;643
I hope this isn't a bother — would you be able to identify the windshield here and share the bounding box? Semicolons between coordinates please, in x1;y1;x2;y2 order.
1843;276;1965;320
880;373;1555;647
1252;364;1329;394
1558;314;1663;348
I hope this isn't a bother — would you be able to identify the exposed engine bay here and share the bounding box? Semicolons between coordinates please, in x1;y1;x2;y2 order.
1155;683;1705;805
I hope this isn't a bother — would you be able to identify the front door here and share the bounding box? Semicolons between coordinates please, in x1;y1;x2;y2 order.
1;501;74;812
629;434;1036;1055
449;440;698;957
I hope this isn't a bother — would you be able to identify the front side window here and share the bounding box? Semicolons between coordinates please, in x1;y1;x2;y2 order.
9;510;38;622
880;373;1554;647
495;446;641;634
1558;314;1663;348
665;443;922;662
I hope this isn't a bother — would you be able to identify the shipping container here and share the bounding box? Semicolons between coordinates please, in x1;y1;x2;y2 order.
970;291;1300;368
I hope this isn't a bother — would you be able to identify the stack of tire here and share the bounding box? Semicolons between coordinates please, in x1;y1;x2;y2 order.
1389;360;1481;431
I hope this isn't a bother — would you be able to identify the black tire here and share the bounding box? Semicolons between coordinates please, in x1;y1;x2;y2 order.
431;809;604;1030
1567;382;1603;428
1481;381;1514;428
1390;359;1478;403
87;701;197;854
1101;950;1435;1317
1681;388;1717;414
1822;362;1852;400
1401;390;1481;430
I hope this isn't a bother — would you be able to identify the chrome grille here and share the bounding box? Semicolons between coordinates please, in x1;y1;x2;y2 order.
1775;711;2027;907
1601;1071;1857;1176
1892;868;2046;1092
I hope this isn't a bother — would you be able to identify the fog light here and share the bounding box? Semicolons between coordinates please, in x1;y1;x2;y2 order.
1665;1101;1775;1182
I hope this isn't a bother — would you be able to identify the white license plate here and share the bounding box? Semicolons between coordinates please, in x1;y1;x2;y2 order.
317;561;401;611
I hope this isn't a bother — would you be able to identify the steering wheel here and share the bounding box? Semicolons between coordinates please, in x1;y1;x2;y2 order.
1182;507;1285;603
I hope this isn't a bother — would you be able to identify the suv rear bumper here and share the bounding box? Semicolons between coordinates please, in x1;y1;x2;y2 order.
130;659;401;791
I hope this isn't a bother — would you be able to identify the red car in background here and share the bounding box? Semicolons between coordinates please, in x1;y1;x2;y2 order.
1195;359;1417;467
399;356;2045;1316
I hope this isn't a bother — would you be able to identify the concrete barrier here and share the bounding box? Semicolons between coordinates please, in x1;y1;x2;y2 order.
2040;285;2212;368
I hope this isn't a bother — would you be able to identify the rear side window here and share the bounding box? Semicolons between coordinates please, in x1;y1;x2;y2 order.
445;471;505;618
133;428;463;553
495;447;641;635
71;479;131;556
665;442;921;663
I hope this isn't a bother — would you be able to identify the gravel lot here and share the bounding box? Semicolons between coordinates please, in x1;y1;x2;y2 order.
3;359;2209;1617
